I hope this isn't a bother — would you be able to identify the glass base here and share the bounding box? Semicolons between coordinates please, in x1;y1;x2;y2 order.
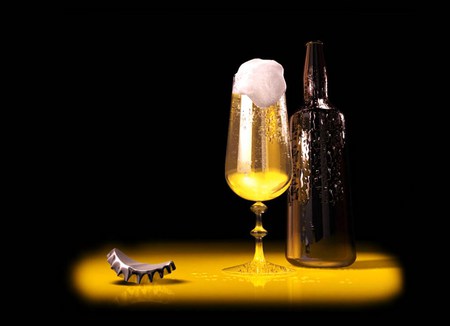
222;260;296;275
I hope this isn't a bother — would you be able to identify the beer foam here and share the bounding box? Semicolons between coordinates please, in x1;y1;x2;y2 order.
233;58;286;108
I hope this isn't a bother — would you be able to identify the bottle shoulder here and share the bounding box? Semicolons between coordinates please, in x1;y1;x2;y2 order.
290;105;346;126
292;104;342;116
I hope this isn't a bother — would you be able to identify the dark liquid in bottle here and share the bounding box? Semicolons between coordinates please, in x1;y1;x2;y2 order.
286;108;356;267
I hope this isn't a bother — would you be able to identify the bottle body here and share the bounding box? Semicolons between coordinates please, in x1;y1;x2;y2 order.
287;107;356;267
286;41;356;267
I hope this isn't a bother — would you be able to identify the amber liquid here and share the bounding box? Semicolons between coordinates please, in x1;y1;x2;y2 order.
286;108;356;267
227;170;291;202
225;93;292;202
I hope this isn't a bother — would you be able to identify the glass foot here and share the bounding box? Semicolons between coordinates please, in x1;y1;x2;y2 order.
222;260;295;275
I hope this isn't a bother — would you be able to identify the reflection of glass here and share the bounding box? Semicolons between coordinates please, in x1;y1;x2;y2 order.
224;79;293;275
231;274;282;288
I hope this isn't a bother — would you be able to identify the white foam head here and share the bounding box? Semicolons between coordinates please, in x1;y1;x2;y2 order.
233;58;286;108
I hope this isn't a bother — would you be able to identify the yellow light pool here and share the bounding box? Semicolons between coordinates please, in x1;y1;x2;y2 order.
69;241;403;309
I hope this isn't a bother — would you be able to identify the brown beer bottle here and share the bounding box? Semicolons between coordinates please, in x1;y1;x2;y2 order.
286;41;356;267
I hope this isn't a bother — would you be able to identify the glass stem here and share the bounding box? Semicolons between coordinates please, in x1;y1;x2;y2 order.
250;202;268;264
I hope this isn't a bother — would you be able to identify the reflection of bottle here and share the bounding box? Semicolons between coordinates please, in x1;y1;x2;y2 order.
286;41;356;267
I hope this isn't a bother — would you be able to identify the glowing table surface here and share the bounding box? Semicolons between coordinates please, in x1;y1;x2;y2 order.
70;241;403;310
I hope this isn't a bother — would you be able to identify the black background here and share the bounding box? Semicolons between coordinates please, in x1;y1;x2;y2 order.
63;6;418;320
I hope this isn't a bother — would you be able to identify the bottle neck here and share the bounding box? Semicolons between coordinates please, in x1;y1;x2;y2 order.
304;41;330;107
